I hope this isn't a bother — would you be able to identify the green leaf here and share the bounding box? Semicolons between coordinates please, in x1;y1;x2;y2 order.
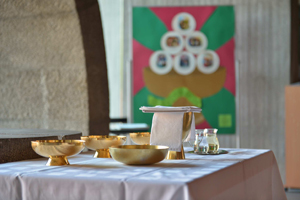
148;87;202;108
202;88;235;134
133;87;162;129
133;7;168;51
201;6;235;50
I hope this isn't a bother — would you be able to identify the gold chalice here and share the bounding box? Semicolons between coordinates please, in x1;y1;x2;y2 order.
31;140;85;166
109;145;169;165
81;135;126;158
129;132;150;145
166;112;193;160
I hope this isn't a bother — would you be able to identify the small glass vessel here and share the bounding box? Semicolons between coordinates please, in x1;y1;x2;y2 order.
203;129;219;154
194;129;209;154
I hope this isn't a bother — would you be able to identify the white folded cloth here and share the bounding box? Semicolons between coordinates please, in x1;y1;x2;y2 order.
150;112;184;151
140;106;201;113
142;106;201;152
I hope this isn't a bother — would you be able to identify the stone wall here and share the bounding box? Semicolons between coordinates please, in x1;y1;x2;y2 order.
0;0;109;136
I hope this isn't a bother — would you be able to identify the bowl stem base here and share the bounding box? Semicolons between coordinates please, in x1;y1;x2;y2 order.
94;149;111;158
166;145;185;159
47;156;70;166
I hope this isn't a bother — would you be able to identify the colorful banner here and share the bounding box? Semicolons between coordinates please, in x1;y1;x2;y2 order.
132;6;236;134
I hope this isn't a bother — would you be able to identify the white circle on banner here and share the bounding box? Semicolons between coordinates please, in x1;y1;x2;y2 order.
160;32;184;54
174;52;196;75
149;51;173;75
197;50;220;74
185;32;208;54
172;12;196;35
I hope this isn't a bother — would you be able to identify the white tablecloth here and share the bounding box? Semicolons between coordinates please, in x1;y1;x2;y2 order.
0;148;286;200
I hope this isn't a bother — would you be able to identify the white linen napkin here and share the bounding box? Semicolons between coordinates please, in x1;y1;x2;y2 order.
143;106;201;152
140;106;201;113
150;112;184;152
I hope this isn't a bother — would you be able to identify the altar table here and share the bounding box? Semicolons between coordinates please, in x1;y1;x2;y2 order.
0;148;286;200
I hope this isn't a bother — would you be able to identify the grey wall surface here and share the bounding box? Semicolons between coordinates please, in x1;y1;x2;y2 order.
0;0;109;136
124;0;290;181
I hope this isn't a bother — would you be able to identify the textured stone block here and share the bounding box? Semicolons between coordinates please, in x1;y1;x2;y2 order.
0;68;44;120
0;12;85;70
0;119;45;129
0;0;109;137
45;69;88;121
48;119;88;136
0;0;76;18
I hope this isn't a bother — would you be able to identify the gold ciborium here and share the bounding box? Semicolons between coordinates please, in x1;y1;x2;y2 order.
166;112;193;160
31;140;85;166
129;132;150;145
81;135;126;158
109;145;169;165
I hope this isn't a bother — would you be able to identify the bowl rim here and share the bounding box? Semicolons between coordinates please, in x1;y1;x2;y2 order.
109;145;169;150
81;135;126;140
31;140;85;145
129;132;151;137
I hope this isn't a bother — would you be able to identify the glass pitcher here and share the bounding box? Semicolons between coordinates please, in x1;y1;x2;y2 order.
203;129;219;154
194;129;209;154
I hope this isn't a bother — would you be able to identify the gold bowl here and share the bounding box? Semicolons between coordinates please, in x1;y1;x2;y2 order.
31;140;85;166
130;132;150;145
109;145;169;165
81;135;126;158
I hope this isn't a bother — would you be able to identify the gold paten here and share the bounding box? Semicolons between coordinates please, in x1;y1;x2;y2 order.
31;140;85;166
109;145;169;165
81;135;126;158
130;132;150;145
166;112;193;160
